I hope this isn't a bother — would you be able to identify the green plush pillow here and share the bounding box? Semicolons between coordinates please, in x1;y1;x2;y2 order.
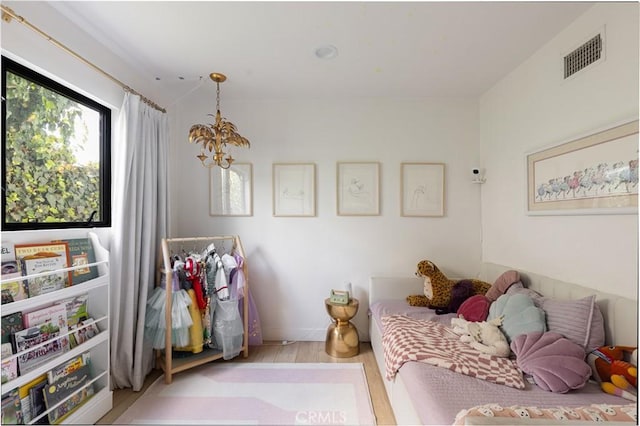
488;293;547;342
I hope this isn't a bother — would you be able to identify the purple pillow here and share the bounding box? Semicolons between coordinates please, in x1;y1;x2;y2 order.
541;295;605;353
457;295;490;322
485;270;521;302
511;331;592;393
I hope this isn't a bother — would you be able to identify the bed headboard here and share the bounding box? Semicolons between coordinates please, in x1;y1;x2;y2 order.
369;262;637;347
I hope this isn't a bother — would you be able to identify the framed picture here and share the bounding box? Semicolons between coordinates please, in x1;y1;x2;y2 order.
401;163;445;217
209;163;252;216
337;162;380;216
273;163;316;217
527;119;638;215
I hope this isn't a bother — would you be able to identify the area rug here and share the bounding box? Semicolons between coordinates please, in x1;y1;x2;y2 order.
114;362;376;425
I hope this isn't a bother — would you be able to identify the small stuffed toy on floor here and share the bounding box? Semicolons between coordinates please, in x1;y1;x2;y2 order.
588;346;637;401
451;315;511;358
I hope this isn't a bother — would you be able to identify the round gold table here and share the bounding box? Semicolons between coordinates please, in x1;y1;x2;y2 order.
324;297;359;358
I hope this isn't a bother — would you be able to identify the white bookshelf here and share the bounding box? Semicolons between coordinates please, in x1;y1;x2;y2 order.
1;232;112;424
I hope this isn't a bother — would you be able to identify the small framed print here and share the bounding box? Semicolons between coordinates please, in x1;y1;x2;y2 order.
273;163;316;217
401;162;445;217
337;162;380;216
209;163;253;216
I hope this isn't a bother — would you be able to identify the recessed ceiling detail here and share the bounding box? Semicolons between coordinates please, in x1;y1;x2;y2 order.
315;45;338;60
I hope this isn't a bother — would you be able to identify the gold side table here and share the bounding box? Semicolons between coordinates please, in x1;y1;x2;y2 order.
325;297;359;358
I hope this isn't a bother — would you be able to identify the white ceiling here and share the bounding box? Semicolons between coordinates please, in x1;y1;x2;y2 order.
48;1;593;101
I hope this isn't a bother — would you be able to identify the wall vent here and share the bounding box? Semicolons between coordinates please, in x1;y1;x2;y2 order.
564;34;602;79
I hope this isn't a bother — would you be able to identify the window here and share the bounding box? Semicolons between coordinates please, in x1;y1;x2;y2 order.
2;56;111;230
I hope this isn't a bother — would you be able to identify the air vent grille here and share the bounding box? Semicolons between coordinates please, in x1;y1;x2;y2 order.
564;34;602;79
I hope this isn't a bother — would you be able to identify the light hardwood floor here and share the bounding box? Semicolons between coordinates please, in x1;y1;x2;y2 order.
97;341;396;425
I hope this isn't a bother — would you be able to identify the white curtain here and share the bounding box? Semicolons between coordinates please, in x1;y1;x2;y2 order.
110;92;169;391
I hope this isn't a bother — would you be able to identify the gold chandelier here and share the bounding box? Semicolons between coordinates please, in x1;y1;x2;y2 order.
188;73;250;169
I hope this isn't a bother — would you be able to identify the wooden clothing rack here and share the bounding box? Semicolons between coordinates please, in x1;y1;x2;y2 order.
156;235;249;384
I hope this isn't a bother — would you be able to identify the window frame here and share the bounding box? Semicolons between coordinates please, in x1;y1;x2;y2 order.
2;56;112;231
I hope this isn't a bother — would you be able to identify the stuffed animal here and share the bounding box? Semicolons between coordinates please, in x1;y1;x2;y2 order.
415;260;492;309
587;345;637;401
406;294;429;307
435;280;473;315
451;315;511;358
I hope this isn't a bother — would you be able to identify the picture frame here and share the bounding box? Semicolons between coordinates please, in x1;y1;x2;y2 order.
209;163;253;216
401;162;445;217
337;162;380;216
527;119;638;215
273;163;316;217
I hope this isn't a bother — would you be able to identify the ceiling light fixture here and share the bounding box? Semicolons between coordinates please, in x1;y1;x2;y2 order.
315;45;338;60
188;72;250;169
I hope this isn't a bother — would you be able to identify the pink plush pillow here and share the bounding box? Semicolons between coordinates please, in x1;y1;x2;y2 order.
511;331;592;393
485;270;521;302
457;295;490;322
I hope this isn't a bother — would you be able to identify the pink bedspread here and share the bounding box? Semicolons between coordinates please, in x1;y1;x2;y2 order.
370;300;633;425
382;315;526;389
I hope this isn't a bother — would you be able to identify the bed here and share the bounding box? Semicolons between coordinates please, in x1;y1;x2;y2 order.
368;262;638;425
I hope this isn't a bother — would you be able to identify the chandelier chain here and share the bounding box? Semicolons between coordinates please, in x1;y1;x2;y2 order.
216;82;221;112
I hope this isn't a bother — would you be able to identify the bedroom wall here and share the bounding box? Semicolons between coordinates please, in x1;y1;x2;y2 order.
479;3;639;300
170;97;484;341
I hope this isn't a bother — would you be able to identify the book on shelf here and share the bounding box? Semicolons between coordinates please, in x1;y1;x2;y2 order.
1;277;27;304
47;352;90;385
73;318;100;346
54;294;89;348
14;319;70;375
17;373;47;424
15;242;72;296
43;363;94;424
28;380;48;424
1;343;18;384
1;388;23;425
1;311;23;350
1;241;19;275
21;255;68;298
54;294;88;329
23;303;68;329
1;241;26;304
52;238;99;285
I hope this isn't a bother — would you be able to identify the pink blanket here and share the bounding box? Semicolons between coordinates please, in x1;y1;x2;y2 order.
382;315;525;389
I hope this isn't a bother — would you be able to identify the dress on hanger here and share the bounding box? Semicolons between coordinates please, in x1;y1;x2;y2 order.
144;271;192;349
232;252;263;346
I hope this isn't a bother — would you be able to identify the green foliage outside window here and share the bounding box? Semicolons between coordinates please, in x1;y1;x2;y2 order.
3;57;110;229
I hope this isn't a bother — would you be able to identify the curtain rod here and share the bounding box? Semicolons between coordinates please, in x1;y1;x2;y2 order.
1;5;166;113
